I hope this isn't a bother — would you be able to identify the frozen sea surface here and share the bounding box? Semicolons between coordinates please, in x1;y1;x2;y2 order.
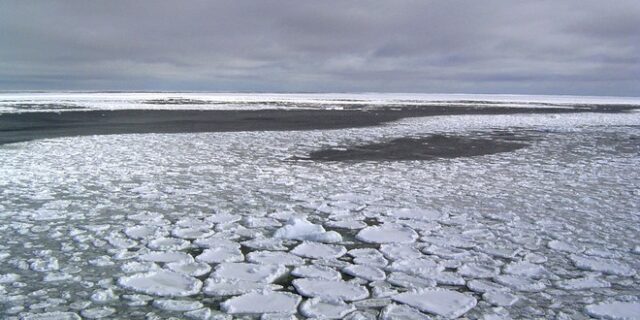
2;92;640;113
0;109;639;319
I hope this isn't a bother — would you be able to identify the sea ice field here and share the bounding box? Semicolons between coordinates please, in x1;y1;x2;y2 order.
0;94;639;319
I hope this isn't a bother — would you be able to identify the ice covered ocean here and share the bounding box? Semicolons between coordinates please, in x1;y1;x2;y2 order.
0;93;639;319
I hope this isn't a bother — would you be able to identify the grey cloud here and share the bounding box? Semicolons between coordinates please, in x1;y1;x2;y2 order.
0;0;639;95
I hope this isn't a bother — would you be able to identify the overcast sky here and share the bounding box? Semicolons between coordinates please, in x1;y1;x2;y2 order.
1;1;639;96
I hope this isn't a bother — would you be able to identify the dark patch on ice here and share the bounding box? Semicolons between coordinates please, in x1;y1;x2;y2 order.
272;272;298;293
294;133;531;162
239;244;255;256
7;103;86;110
186;247;204;257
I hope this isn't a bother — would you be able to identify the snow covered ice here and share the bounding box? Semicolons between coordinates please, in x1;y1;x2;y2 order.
118;271;202;297
392;289;477;318
1;93;640;318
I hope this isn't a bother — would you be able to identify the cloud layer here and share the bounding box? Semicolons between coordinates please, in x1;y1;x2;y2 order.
1;1;639;95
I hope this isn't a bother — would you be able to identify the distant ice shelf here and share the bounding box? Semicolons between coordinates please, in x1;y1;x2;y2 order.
1;91;640;113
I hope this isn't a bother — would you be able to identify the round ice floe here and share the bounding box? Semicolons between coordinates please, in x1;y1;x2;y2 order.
555;276;611;290
30;258;59;272
392;288;477;318
349;249;389;268
371;283;400;298
425;271;466;286
387;272;436;289
91;289;118;302
570;255;636;276
221;291;301;314
314;258;352;269
19;312;81;320
196;247;243;264
113;249;140;260
176;218;213;228
388;258;442;275
122;294;153;306
325;220;367;230
293;278;369;301
380;304;431;320
125;226;166;240
291;265;342;280
342;264;386;281
548;240;583;253
348;248;382;258
466;279;508;293
291;242;346;259
172;227;215;240
585;301;640;320
504;261;546;278
273;217;342;243
457;263;500;279
379;244;422;261
356;224;418;244
423;235;475;249
483;291;519;307
148;237;191;251
205;213;241;224
480;246;521;259
212;263;287;283
43;272;75;282
388;208;445;221
193;237;241;249
0;273;20;283
422;245;470;259
128;212;164;221
80;306;116;319
122;261;161;273
242;238;289;251
584;247;622;259
139;251;194;263
300;298;356;319
354;255;389;268
106;236;138;249
183;308;215;320
152;299;203;311
89;256;115;267
165;261;212;277
247;251;305;266
203;278;282;296
524;252;548;264
118;271;202;297
243;216;282;228
494;275;546;292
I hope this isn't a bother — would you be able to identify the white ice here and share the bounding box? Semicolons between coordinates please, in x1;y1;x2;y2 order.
293;278;369;301
221;291;301;314
203;278;282;297
392;289;477;318
570;255;636;277
247;251;305;266
291;265;342;280
196;247;244;264
291;242;346;259
153;299;204;311
211;263;287;283
299;298;355;319
273;217;342;243
356;224;418;244
118;271;202;297
585;301;640;320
